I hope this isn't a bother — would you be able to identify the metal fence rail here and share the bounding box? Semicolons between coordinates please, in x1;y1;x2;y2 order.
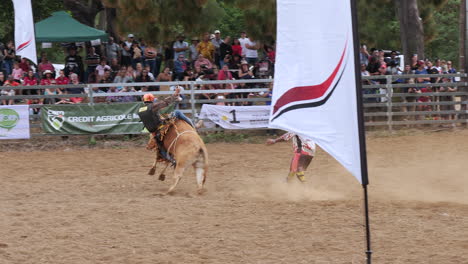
1;74;467;136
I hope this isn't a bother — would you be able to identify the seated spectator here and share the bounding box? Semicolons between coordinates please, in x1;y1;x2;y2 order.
156;67;172;91
218;64;233;80
55;69;70;94
67;73;84;103
238;61;254;80
106;86;121;103
118;85;137;102
0;72;5;86
95;58;111;81
19;58;31;73
1;83;15;105
40;70;56;86
23;70;38;93
11;62;23;83
99;69;113;89
194;54;213;71
144;65;155;81
113;67;133;83
135;69;153;91
91;86;106;103
174;54;190;81
43;83;62;105
134;63;144;79
126;65;136;81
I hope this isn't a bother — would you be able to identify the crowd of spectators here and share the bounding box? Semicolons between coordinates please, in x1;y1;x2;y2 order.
359;45;459;125
0;30;275;107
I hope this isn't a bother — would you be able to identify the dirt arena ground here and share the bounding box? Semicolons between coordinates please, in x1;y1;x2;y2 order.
1;129;468;264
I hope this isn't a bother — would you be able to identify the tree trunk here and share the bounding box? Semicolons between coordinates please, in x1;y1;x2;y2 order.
105;8;119;40
395;0;425;64
460;0;466;73
63;0;104;27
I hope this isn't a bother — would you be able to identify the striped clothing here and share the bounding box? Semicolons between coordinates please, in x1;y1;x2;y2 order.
279;132;316;156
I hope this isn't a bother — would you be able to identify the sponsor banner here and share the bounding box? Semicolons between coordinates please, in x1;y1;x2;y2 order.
41;103;144;134
12;0;37;65
271;0;364;183
0;105;30;139
199;105;270;129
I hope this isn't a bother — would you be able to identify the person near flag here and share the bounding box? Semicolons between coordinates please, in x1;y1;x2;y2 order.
266;132;316;182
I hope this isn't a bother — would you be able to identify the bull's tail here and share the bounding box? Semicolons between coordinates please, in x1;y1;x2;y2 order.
194;146;208;193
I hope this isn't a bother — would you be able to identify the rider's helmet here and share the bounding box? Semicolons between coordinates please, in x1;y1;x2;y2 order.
143;93;155;103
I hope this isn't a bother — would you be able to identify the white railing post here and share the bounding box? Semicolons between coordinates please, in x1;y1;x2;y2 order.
87;84;94;105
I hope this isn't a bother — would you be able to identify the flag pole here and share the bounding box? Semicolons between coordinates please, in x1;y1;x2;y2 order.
349;0;372;263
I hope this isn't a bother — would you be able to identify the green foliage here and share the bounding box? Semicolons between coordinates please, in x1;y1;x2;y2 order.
425;0;460;66
0;0;63;42
202;132;248;143
215;2;246;40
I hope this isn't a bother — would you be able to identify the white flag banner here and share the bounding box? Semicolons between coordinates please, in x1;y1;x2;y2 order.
0;105;30;140
12;0;37;65
270;0;364;183
199;105;270;129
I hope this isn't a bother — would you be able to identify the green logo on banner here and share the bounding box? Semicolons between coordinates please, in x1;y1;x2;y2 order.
0;108;20;131
46;109;65;130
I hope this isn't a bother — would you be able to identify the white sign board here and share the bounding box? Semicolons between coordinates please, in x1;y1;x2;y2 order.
0;105;30;139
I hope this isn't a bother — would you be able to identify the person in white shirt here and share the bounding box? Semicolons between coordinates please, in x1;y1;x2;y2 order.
238;31;249;57
244;37;259;65
173;34;189;61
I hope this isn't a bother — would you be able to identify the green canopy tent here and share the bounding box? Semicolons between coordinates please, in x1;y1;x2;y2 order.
35;11;108;42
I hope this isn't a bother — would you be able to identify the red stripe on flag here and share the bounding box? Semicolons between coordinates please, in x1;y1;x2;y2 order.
273;43;347;114
17;39;32;52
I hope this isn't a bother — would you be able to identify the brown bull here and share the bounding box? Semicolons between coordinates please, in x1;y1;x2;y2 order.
147;119;208;195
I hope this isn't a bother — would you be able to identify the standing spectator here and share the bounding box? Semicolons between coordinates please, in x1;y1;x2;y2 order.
64;46;84;80
244;36;259;65
105;37;121;64
360;44;370;66
144;43;157;76
410;54;419;70
120;34;134;66
173;34;189;61
212;30;223;67
366;56;381;75
439;76;457;125
446;61;456;74
189;37;200;62
131;42;143;68
38;56;55;77
219;36;232;68
3;41;16;76
173;55;190;81
415;60;430;83
85;46;100;81
197;33;215;62
232;38;242;57
238;31;249;57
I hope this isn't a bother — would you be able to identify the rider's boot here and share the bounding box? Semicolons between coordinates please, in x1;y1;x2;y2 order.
286;171;296;182
296;171;306;182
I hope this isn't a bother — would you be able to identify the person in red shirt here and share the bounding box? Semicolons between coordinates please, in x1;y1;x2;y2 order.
231;38;242;57
55;69;70;94
40;70;56;86
19;58;31;73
